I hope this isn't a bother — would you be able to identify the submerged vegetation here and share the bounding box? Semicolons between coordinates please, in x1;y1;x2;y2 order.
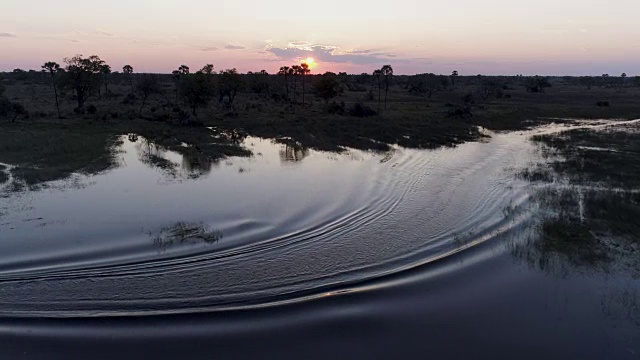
150;221;223;250
520;123;640;273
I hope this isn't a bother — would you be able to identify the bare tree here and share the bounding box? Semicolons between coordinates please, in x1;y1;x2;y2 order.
41;61;62;118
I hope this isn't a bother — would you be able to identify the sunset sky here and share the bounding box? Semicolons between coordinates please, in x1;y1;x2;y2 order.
2;0;639;75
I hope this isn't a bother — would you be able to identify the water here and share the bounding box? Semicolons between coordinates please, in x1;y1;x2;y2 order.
0;126;638;359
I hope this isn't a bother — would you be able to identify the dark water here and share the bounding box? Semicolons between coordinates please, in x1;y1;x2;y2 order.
0;125;638;359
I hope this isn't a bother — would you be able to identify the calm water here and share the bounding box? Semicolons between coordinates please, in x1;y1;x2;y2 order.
0;125;638;359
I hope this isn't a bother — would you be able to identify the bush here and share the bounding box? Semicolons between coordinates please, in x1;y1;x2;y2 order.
87;104;97;114
122;93;137;105
347;102;377;117
327;101;345;114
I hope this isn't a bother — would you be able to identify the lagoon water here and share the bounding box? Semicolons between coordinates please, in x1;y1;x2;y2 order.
0;127;638;359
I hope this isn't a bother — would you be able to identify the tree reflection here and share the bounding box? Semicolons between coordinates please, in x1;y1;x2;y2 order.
181;150;214;178
133;136;216;179
279;144;309;163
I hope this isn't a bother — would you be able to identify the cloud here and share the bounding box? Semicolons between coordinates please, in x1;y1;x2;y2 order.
95;29;114;37
224;44;245;50
201;47;219;52
0;33;16;38
267;43;396;65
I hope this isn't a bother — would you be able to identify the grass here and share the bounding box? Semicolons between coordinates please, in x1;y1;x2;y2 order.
522;123;640;271
0;119;252;188
0;122;123;187
532;125;640;188
2;75;640;188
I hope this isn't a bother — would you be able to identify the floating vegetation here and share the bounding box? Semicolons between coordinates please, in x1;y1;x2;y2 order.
150;221;223;250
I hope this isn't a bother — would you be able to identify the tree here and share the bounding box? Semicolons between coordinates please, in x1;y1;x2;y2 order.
41;61;62;118
178;65;190;75
313;73;342;103
0;78;26;123
0;98;25;123
372;69;383;111
381;65;393;110
136;74;161;115
218;68;244;106
408;73;445;99
580;76;595;90
278;66;291;99
451;70;459;90
180;71;215;116
122;64;134;94
248;70;270;95
478;79;504;100
62;54;105;111
291;65;302;112
524;76;552;93
100;64;112;99
299;62;311;105
173;65;190;103
200;64;214;75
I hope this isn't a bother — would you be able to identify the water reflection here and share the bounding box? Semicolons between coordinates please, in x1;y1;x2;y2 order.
133;135;215;180
279;144;310;163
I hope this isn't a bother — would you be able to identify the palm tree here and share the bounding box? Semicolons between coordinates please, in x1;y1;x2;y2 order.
451;70;459;90
291;65;302;111
299;63;311;105
373;69;383;111
122;64;134;94
100;64;112;99
41;61;62;118
381;65;393;110
278;66;291;99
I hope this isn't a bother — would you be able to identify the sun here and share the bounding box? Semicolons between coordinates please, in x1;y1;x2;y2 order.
304;57;317;69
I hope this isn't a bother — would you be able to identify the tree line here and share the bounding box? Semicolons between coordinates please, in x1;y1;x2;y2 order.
2;54;639;122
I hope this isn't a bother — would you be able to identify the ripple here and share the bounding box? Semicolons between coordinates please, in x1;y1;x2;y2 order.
0;133;538;317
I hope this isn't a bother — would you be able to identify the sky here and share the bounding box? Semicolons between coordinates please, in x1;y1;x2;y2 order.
2;0;639;75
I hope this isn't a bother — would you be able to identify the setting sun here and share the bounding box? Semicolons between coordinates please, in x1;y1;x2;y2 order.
304;57;317;69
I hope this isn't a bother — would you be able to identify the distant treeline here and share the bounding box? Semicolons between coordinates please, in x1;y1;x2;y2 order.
1;54;639;122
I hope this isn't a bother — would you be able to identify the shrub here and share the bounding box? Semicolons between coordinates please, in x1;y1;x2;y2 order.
347;102;377;117
122;93;137;105
87;104;97;114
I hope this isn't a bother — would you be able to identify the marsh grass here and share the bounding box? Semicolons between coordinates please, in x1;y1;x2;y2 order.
521;123;640;272
0;164;8;184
